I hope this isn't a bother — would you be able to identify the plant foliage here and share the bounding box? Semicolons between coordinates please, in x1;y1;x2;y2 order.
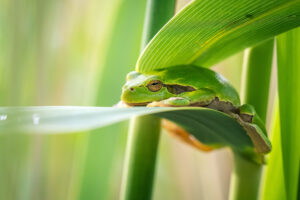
137;0;300;72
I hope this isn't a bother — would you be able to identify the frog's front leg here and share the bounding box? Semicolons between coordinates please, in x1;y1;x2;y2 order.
239;104;265;129
147;89;215;107
237;104;271;154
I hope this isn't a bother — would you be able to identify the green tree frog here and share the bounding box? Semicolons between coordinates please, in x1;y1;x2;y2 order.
121;65;271;154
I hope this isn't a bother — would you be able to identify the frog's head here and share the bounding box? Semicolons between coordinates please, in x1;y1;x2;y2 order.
121;71;173;106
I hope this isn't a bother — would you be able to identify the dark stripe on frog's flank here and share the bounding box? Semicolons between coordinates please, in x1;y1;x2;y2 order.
162;84;196;94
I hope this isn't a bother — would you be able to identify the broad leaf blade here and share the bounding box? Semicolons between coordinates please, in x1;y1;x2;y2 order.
0;106;253;153
262;102;286;200
277;28;300;200
137;0;300;72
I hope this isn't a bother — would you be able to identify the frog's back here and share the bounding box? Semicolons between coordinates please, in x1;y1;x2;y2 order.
153;65;240;106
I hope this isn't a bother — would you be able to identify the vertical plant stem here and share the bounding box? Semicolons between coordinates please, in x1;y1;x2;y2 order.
120;1;175;200
229;153;263;200
140;0;175;49
229;39;274;200
241;39;274;122
120;116;161;200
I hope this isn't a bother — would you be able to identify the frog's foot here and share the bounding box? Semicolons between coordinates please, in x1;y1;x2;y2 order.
231;104;272;154
162;119;214;151
238;104;256;122
147;97;191;107
238;104;268;135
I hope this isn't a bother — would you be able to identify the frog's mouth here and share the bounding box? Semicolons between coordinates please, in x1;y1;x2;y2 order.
124;102;150;106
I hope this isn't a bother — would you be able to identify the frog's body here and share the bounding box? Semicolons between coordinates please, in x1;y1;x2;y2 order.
122;65;240;109
121;65;271;154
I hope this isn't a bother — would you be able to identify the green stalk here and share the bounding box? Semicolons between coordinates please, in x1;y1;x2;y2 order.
120;116;161;200
140;0;175;49
120;1;175;200
229;39;274;200
229;153;263;200
241;39;274;122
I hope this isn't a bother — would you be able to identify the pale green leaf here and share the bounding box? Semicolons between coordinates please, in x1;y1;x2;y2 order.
0;106;254;154
262;101;286;200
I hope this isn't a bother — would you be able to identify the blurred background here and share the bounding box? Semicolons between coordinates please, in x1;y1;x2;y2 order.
0;0;276;199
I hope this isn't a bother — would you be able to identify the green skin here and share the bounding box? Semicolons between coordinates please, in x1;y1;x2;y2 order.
121;65;271;154
122;65;239;106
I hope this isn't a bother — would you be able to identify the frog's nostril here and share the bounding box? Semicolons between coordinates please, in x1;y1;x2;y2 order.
130;87;134;91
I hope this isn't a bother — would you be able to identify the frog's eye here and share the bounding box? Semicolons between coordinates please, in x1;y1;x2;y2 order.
147;80;162;92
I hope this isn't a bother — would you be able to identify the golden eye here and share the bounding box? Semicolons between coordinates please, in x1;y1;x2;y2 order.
147;80;162;92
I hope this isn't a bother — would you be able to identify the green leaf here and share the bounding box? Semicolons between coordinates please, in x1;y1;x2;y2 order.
262;101;286;200
276;27;300;200
1;106;255;154
137;0;300;72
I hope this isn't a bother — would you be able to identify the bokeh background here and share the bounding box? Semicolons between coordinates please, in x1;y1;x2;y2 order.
0;0;277;199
